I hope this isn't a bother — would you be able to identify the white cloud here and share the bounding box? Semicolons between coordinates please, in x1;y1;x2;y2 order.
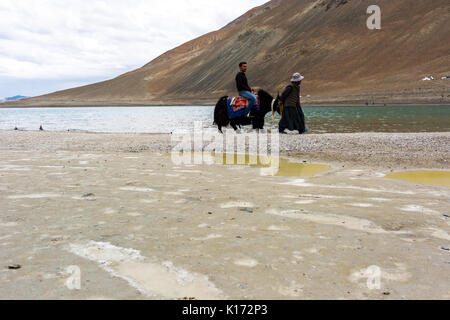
0;0;268;85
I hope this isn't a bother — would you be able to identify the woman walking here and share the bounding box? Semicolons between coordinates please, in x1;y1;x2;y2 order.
278;73;307;134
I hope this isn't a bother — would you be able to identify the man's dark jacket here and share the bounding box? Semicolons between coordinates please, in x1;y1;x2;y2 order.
235;72;252;92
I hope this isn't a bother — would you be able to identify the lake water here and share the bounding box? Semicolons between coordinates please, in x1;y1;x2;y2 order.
0;105;449;134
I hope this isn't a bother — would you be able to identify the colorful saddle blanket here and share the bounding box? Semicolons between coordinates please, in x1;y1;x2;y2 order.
226;95;260;119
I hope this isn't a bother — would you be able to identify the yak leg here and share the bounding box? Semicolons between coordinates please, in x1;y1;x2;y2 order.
252;116;260;130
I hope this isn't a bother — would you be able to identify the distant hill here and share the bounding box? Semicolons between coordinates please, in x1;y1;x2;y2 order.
3;0;450;107
1;95;28;103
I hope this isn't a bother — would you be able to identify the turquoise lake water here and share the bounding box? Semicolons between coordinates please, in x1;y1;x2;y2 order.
0;105;449;133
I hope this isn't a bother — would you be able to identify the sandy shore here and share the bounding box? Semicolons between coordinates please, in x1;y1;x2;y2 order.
1;130;448;169
0;130;449;299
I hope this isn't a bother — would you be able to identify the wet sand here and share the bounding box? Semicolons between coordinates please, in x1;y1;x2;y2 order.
0;131;449;299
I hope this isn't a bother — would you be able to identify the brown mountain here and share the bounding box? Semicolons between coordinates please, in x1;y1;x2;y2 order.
4;0;450;107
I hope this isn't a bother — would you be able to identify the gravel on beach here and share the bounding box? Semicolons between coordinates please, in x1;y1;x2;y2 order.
0;130;448;169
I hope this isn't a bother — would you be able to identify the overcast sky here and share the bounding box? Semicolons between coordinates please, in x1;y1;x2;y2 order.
0;0;268;98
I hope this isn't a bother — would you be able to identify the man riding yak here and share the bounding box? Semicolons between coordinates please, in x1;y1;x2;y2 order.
234;62;307;134
235;62;256;116
213;62;308;133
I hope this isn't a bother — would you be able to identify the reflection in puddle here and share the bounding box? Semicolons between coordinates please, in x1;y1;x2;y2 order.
272;159;331;177
385;170;450;187
169;152;332;177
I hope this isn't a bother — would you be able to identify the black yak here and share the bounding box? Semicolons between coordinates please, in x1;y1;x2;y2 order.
213;89;280;133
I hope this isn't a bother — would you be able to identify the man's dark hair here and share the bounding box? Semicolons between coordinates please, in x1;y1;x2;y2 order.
239;62;247;68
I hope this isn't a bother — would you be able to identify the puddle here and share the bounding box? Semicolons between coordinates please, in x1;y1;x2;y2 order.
8;193;61;199
119;187;154;192
220;201;254;209
385;170;450;188
271;159;331;177
265;209;388;234
190;234;223;241
169;152;331;177
67;241;223;299
349;263;412;287
234;258;259;268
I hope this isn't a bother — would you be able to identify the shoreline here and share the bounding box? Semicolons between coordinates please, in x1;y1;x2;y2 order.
3;127;450;133
1;103;450;109
1;130;449;170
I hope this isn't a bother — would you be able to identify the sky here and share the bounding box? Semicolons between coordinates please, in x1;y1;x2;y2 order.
0;0;268;98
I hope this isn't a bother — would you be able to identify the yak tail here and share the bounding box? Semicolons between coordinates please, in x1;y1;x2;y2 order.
213;96;229;131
